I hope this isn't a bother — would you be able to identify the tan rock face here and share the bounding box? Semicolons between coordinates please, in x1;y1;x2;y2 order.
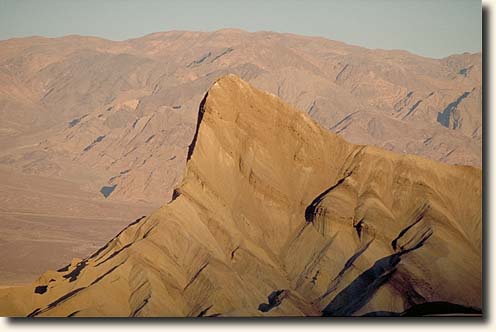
0;75;481;317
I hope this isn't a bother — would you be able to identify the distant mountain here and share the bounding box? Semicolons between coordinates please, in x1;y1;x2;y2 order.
0;76;481;317
0;30;482;206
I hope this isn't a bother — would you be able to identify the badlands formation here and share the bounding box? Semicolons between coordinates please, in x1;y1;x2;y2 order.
0;31;482;282
0;76;482;317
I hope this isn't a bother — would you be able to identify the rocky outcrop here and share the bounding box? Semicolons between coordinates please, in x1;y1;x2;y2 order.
0;75;482;317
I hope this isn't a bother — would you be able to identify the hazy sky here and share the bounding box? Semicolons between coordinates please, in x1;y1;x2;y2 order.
0;0;481;58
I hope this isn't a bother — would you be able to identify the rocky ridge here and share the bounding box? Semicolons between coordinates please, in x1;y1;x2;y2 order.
0;75;482;317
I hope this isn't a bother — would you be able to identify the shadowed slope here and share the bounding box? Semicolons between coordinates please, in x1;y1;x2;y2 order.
0;75;481;317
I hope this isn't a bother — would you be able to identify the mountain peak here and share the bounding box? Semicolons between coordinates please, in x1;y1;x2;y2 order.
0;76;482;317
211;73;250;91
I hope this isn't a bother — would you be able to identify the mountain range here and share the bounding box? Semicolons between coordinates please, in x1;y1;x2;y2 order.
0;29;482;284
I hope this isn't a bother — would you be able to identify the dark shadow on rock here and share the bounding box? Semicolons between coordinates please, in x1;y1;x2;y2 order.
322;227;432;316
322;253;401;316
258;290;288;312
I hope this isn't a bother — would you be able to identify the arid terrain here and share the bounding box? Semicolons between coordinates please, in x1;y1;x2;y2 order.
0;30;482;284
0;75;482;317
0;166;154;284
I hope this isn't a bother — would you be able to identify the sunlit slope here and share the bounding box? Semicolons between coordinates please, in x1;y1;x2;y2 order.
0;75;481;317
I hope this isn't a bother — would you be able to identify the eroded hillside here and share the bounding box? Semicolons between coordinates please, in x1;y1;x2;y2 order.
0;75;481;317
